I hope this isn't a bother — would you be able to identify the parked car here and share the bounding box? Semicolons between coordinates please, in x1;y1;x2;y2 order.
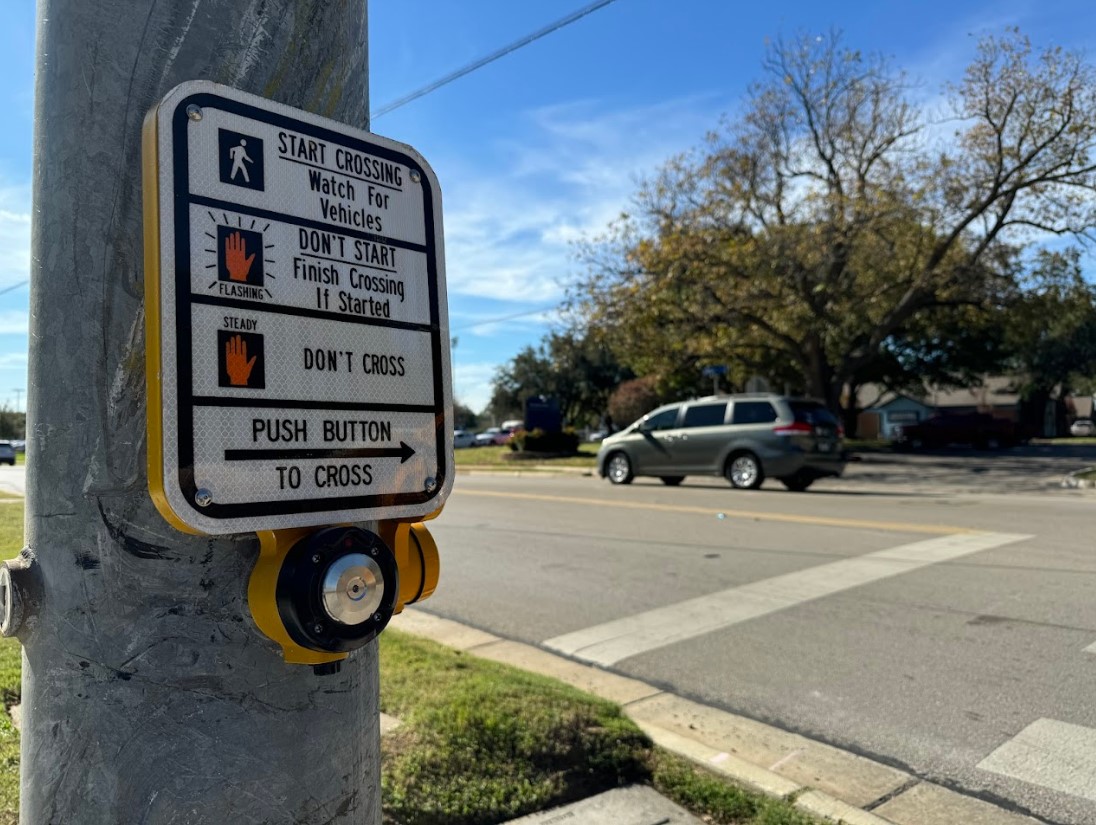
893;413;1019;450
596;394;845;491
453;429;476;448
1071;419;1095;437
0;441;15;466
474;427;510;447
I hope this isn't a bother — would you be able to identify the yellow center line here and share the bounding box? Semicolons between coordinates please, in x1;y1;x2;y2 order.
455;489;978;536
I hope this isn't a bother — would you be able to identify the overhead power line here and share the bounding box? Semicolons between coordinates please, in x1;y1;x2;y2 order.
371;0;620;120
451;305;560;333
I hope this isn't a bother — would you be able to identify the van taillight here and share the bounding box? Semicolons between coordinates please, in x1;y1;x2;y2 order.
773;422;813;435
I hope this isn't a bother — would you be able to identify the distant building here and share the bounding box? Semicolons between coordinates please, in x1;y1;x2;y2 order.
857;377;1027;439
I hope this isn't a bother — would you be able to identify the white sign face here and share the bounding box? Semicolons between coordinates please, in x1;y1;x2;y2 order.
144;81;452;535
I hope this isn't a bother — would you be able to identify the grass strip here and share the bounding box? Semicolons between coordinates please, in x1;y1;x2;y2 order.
453;446;598;468
380;631;820;825
0;503;22;825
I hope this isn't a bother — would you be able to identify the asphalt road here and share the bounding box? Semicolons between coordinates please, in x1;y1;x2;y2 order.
0;465;25;496
424;453;1096;825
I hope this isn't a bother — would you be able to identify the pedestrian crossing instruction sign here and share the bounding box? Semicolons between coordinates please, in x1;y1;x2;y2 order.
143;81;452;535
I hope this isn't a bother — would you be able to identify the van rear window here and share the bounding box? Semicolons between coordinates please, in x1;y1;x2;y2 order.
789;401;839;427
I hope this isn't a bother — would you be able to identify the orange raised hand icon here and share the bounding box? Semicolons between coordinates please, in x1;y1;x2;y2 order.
225;334;257;387
224;231;256;282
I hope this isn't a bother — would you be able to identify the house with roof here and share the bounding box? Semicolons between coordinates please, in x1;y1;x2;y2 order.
853;377;1064;439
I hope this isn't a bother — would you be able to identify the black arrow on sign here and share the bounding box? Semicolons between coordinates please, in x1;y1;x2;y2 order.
224;442;416;463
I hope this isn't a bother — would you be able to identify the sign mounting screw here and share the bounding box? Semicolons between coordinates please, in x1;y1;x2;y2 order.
409;169;421;184
186;104;203;122
194;488;213;507
424;477;437;493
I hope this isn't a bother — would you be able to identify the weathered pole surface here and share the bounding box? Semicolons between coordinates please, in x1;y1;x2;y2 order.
22;2;376;822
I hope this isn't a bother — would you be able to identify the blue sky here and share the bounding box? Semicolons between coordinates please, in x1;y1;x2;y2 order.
3;1;1096;416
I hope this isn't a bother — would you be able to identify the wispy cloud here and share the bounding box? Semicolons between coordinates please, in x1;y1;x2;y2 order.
441;94;729;306
0;311;28;335
0;183;31;290
452;360;500;411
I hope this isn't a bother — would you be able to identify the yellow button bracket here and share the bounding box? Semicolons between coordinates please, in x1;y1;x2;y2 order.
381;521;440;613
249;518;441;674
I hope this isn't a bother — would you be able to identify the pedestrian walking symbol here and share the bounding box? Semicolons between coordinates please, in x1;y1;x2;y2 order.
217;330;265;389
218;128;264;191
217;226;264;286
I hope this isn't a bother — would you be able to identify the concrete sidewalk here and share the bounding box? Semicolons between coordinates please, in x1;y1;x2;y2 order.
393;608;1044;825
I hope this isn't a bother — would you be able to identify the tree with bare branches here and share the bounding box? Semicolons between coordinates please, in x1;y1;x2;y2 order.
572;30;1096;420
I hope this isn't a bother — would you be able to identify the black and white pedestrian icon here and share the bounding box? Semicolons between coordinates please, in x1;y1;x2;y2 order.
218;128;264;191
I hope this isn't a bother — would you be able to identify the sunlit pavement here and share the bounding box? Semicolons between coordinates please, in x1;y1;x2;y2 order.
0;465;26;497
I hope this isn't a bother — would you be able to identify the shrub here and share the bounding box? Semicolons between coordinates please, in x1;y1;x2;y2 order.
512;428;580;454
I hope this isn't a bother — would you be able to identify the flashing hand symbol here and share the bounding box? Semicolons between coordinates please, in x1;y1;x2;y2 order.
225;335;257;387
224;231;256;282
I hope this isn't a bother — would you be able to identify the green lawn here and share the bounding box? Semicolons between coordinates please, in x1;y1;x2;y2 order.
453;445;599;468
0;503;22;825
380;632;820;825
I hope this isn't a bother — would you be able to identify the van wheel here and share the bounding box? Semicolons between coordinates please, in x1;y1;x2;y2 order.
726;452;764;490
781;475;813;492
660;476;685;486
606;452;634;485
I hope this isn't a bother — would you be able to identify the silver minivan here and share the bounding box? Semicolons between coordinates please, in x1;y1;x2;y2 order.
596;394;845;491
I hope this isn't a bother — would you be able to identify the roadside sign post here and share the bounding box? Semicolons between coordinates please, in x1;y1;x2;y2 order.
13;3;428;822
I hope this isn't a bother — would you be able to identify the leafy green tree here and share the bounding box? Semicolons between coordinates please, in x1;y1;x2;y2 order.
487;330;634;427
1002;249;1096;426
573;30;1096;417
453;402;480;431
0;409;24;440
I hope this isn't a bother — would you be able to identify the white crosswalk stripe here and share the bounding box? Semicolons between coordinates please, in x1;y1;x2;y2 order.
978;718;1096;803
544;531;1030;666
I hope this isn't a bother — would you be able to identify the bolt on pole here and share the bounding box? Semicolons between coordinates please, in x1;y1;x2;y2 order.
22;2;377;822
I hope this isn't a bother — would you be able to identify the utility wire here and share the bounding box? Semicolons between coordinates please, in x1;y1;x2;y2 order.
452;305;560;332
371;0;620;120
0;281;28;298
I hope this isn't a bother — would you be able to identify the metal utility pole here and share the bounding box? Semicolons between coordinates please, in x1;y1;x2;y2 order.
18;2;377;822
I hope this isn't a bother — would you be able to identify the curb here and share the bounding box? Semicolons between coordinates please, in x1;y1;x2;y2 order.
392;609;1043;825
1061;468;1096;489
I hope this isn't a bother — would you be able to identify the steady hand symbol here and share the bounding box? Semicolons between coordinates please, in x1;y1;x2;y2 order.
225;335;257;387
224;231;256;282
